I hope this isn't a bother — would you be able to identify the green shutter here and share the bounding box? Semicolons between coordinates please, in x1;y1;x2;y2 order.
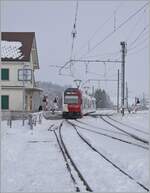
1;95;9;110
1;69;9;80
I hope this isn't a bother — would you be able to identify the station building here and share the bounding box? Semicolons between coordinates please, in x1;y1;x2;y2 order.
1;32;43;115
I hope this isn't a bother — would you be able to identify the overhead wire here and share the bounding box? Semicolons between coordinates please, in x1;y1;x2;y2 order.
125;8;147;42
128;24;149;48
73;2;123;59
128;35;149;52
69;0;79;76
59;0;122;77
77;2;149;60
127;44;148;56
70;0;79;60
85;50;121;59
90;25;148;61
59;0;79;77
59;1;149;81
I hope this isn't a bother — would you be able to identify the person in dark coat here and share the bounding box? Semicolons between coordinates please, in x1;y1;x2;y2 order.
38;105;43;111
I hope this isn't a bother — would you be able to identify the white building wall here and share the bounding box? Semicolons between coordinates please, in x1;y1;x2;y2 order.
1;41;42;113
1;61;33;88
2;89;23;111
32;91;41;111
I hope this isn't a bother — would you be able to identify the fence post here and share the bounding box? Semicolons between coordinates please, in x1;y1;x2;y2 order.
28;114;33;130
38;113;42;124
8;110;12;128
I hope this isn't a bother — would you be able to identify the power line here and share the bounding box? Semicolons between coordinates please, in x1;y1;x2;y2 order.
69;59;122;63
85;50;121;59
128;24;149;48
73;2;123;58
70;0;79;60
59;1;79;76
69;0;79;76
78;2;149;60
127;44;148;56
59;2;149;74
86;70;105;76
125;9;147;42
128;35;149;52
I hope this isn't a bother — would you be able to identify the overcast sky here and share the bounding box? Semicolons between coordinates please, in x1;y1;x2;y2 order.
1;0;149;104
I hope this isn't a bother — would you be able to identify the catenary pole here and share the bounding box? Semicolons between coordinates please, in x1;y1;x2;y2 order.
120;41;126;116
117;69;120;113
126;81;129;111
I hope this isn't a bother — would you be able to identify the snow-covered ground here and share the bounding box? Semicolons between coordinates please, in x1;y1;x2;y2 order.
1;110;149;192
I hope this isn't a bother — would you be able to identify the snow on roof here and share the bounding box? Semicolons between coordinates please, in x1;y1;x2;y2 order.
1;40;24;60
1;32;36;62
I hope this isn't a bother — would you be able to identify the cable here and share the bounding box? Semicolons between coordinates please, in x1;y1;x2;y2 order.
128;35;149;52
128;24;149;48
78;2;149;60
127;44;148;56
59;2;149;77
73;2;123;58
60;0;79;77
84;50;121;59
69;0;79;76
125;9;147;42
70;0;79;60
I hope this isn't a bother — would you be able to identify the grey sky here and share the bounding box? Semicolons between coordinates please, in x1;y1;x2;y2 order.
1;0;149;104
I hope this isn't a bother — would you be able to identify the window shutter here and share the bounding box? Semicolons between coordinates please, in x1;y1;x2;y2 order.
1;69;9;80
1;95;9;110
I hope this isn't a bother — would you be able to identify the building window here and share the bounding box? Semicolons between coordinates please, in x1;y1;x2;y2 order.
1;95;9;110
18;69;32;81
1;69;9;80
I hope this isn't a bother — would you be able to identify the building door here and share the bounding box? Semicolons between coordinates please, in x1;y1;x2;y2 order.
1;95;9;110
25;95;28;111
29;96;32;111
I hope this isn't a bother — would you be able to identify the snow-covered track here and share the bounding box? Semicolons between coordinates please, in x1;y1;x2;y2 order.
67;121;149;192
100;116;149;145
53;122;93;192
76;119;129;137
73;120;148;150
53;129;80;192
108;116;150;136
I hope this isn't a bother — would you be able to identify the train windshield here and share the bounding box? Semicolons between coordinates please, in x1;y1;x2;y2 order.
64;95;78;104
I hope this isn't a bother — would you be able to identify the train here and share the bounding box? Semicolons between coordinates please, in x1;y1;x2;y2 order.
62;87;96;118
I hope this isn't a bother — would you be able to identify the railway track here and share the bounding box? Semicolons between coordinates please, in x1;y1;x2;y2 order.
67;120;149;192
100;116;149;145
107;116;150;136
76;119;129;137
74;120;148;150
52;121;92;192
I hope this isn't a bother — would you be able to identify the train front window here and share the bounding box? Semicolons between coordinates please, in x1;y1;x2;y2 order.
64;95;78;104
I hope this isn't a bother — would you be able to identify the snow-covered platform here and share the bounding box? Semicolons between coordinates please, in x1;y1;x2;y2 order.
1;110;149;192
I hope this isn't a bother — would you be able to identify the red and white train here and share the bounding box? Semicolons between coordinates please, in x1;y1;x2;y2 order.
62;88;96;118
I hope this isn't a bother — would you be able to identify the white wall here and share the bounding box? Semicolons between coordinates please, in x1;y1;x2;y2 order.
1;89;23;111
32;91;41;111
1;61;34;88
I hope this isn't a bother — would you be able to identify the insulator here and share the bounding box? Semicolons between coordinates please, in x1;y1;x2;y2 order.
72;29;77;38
